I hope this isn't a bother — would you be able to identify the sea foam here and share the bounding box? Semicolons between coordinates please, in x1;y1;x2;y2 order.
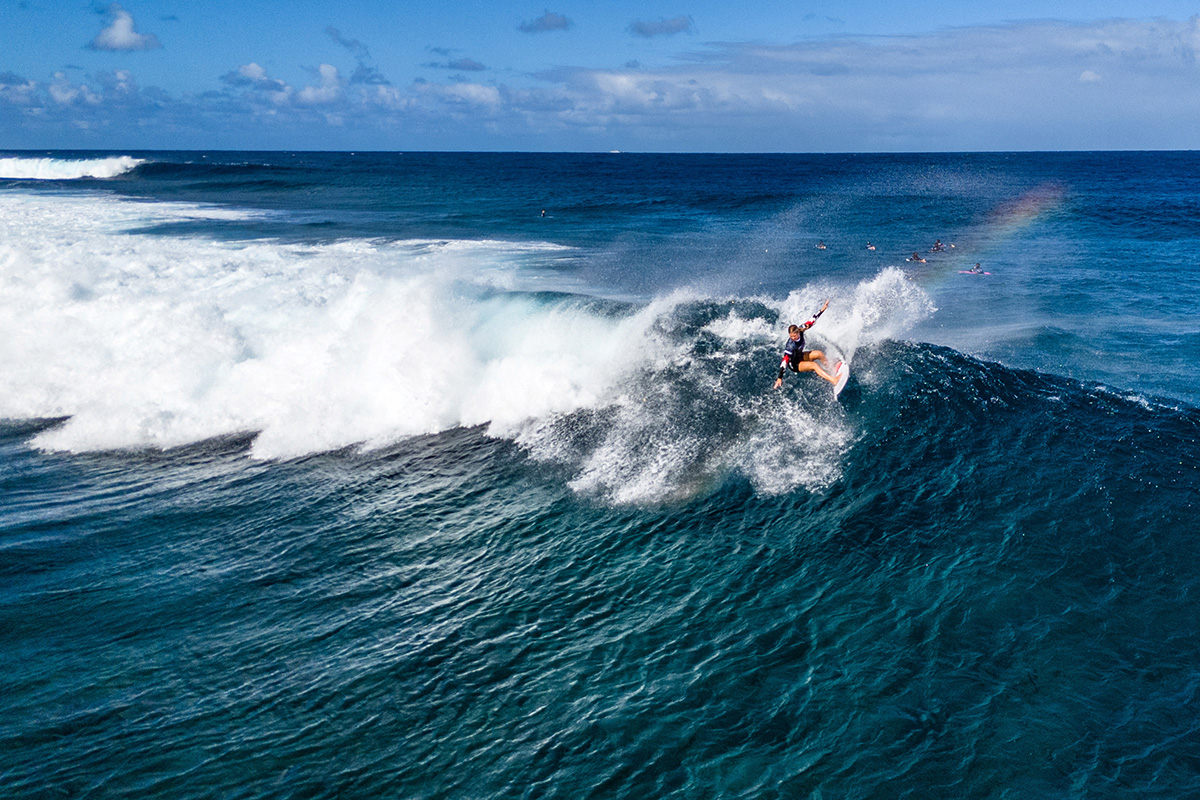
1;191;934;499
0;156;145;180
0;192;639;460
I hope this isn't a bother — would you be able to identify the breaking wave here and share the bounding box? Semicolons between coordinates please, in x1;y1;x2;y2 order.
0;191;935;501
0;155;145;180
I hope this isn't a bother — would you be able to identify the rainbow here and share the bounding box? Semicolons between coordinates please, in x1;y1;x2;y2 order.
910;182;1067;286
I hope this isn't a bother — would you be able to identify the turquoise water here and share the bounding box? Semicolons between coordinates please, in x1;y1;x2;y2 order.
2;151;1199;798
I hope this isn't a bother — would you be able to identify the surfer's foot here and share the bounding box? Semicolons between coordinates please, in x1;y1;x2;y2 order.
821;362;844;385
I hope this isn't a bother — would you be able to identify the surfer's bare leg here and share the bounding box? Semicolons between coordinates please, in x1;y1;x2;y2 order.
802;349;830;368
794;360;837;384
803;349;833;375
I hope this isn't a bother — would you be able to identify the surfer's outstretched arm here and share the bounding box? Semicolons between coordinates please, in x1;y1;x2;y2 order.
803;300;831;369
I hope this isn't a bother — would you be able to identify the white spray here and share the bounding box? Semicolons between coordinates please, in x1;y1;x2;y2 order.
0;191;935;501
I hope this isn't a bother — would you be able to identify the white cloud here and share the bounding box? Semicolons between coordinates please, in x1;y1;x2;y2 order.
415;80;503;108
224;63;274;87
295;65;344;106
1080;70;1102;81
365;84;412;110
49;72;101;105
222;63;284;89
89;4;161;52
220;63;292;105
442;83;502;107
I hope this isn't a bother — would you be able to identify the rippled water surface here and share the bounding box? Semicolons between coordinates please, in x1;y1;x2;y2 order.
3;151;1200;798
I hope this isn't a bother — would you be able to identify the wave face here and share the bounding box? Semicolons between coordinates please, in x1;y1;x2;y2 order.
0;155;144;180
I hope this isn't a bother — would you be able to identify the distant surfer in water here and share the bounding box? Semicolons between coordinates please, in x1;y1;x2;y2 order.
774;299;838;389
969;262;983;274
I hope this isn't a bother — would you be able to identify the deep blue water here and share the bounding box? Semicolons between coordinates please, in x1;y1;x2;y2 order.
2;151;1199;798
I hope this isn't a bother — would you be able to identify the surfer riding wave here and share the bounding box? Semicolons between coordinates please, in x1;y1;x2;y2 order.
774;299;839;389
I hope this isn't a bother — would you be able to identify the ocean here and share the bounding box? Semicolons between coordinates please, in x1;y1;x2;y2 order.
2;150;1198;798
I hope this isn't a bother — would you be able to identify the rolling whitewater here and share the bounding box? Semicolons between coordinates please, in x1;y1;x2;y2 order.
3;151;1200;798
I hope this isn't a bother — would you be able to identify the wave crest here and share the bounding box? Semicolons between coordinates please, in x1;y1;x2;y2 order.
0;156;145;180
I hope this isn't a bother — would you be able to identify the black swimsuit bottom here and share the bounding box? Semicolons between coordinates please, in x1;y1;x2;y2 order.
788;350;813;371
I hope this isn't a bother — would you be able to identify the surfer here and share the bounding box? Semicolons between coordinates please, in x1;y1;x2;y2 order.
816;241;827;249
774;300;838;388
907;252;926;263
969;262;983;274
931;239;946;252
866;242;876;250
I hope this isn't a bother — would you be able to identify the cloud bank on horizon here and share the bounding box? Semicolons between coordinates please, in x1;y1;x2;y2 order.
3;4;1200;151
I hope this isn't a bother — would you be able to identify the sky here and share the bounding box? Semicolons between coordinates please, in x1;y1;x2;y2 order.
3;1;1200;152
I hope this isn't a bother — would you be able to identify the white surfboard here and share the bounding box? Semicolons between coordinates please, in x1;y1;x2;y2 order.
832;361;850;398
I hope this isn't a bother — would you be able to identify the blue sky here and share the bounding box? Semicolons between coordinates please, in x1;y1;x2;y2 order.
3;1;1200;151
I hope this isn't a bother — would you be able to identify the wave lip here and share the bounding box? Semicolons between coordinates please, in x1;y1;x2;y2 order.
0;156;145;180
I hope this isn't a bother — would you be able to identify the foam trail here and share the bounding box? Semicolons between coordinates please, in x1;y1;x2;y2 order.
0;156;145;180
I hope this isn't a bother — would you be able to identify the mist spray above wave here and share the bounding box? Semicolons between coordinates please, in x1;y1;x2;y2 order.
1;193;934;500
0;155;145;180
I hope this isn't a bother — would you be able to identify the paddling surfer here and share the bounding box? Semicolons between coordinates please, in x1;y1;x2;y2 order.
774;299;838;388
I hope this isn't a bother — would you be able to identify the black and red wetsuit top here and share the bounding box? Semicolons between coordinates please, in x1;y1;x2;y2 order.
779;335;806;377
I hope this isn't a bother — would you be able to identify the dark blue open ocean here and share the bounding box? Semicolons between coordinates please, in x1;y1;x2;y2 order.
2;151;1199;798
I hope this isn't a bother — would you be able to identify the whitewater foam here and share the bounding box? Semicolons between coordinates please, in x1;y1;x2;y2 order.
0;155;145;180
1;191;936;500
513;274;934;503
0;192;641;459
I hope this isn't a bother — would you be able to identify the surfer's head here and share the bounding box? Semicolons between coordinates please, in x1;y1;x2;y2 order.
788;324;802;338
